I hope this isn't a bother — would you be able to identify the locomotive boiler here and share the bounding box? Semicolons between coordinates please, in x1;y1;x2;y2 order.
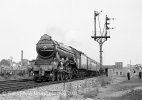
33;34;100;81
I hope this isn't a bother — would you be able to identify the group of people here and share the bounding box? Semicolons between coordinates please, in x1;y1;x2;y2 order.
127;69;142;80
56;57;77;71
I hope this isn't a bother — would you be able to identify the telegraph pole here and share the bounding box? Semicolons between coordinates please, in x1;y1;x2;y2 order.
91;11;114;74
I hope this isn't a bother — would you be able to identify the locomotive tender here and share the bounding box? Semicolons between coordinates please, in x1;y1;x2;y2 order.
33;34;100;81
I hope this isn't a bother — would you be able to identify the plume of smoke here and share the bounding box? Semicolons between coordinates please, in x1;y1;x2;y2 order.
45;26;66;42
64;30;80;47
46;26;81;48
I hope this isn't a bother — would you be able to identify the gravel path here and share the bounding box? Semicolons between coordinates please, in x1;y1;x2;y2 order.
94;76;142;100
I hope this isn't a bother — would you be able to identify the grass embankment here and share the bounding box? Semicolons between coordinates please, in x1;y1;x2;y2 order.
83;75;112;99
58;75;113;100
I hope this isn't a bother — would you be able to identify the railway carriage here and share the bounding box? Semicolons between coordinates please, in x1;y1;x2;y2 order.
33;34;101;81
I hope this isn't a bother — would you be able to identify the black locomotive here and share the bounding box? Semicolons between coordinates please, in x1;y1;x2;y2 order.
33;34;101;81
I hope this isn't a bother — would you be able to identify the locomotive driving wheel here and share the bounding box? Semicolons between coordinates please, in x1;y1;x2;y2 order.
64;72;68;80
57;71;63;81
50;71;55;81
57;72;60;81
68;66;72;79
68;72;72;79
60;72;63;80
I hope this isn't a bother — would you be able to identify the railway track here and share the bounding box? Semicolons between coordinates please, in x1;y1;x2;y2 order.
0;79;33;93
0;76;95;94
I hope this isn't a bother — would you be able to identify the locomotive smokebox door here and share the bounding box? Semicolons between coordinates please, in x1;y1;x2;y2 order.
36;34;55;59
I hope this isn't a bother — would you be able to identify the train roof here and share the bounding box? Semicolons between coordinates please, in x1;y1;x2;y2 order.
39;34;99;64
69;46;82;53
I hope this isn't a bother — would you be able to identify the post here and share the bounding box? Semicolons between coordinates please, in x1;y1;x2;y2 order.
99;42;103;72
94;11;97;37
91;11;113;75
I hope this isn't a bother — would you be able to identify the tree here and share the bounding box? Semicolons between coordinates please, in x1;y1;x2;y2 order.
0;59;11;67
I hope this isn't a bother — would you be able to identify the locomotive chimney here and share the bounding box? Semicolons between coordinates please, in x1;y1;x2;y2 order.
21;50;23;66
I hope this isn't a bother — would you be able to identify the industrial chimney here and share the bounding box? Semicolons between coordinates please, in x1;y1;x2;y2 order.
21;50;23;66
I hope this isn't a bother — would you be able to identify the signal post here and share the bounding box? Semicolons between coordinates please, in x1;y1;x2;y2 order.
91;11;114;74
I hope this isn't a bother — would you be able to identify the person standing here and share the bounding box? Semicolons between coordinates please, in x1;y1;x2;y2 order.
127;69;130;80
139;69;141;79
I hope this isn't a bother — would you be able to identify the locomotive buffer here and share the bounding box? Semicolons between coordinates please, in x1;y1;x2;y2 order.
91;11;114;74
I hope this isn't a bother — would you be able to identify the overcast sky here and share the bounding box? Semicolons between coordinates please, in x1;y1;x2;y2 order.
0;0;142;66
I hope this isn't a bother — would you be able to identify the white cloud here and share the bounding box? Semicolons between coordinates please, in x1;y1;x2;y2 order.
0;0;142;65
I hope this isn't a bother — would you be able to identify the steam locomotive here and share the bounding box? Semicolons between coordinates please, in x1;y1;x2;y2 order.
33;34;101;81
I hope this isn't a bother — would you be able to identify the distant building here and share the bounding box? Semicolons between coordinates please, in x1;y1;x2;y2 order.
12;62;20;70
114;67;129;76
115;62;123;69
19;59;29;66
103;62;125;76
29;60;36;67
103;65;115;76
